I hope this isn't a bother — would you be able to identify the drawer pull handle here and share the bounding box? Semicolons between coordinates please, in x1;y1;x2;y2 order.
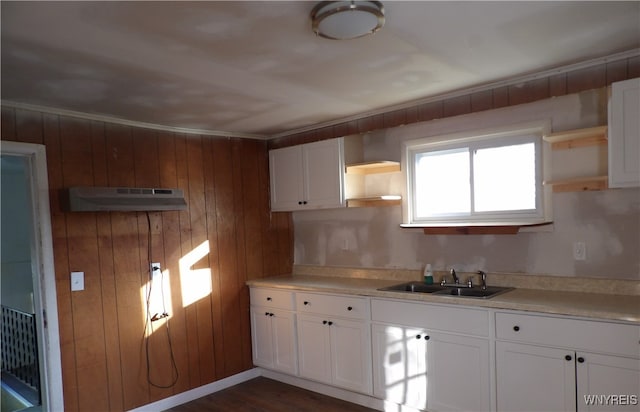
513;326;520;332
416;335;421;339
347;306;353;311
577;357;585;363
565;355;572;361
303;301;309;305
323;320;327;325
424;335;430;341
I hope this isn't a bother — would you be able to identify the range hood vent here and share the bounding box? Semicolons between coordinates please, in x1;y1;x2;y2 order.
67;186;187;212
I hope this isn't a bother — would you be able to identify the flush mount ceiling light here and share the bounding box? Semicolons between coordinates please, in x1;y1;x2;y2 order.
311;1;385;40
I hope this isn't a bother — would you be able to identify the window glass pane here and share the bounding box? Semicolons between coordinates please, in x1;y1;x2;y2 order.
473;142;536;212
415;149;470;216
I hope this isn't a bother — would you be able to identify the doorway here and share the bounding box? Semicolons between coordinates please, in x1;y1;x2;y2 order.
1;141;63;411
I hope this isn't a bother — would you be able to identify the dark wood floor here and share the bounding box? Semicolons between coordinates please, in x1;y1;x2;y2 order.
165;377;378;412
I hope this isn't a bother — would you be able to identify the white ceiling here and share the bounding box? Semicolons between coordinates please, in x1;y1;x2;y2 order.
2;1;639;138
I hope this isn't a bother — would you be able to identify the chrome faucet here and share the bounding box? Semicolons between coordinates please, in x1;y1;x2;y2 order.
478;270;487;290
450;268;459;284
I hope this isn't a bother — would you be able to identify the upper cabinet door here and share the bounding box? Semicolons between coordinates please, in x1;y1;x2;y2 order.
302;138;345;209
269;145;305;211
609;78;640;188
269;138;345;211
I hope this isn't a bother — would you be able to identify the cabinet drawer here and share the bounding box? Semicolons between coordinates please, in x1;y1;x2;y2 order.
296;292;369;320
371;299;489;337
496;312;640;358
250;288;294;310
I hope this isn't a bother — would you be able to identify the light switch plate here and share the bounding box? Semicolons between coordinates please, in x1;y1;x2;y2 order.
71;271;84;291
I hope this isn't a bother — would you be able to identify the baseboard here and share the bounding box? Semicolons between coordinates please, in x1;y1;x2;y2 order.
127;368;261;412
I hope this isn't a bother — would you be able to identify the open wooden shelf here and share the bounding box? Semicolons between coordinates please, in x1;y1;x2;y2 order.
544;175;608;192
346;196;402;208
345;161;400;175
543;125;608;150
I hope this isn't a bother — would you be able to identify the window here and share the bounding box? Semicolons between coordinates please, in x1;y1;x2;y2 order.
402;122;551;226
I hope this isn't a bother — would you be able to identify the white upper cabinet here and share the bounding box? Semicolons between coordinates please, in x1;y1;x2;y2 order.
609;78;640;188
269;138;345;211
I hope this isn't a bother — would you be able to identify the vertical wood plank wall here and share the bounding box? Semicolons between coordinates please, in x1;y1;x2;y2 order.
1;107;294;412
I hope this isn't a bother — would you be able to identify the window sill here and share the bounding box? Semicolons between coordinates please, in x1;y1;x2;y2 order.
400;221;553;235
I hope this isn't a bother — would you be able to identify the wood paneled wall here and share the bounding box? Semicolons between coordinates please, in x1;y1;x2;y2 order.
1;107;293;411
269;55;640;149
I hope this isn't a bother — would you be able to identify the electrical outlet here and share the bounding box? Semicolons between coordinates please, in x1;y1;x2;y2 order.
573;242;586;261
150;262;161;279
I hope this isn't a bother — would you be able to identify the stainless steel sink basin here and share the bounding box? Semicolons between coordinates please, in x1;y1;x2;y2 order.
378;282;513;299
435;286;513;298
378;281;447;294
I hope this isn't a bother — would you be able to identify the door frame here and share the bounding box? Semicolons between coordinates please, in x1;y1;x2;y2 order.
1;140;64;411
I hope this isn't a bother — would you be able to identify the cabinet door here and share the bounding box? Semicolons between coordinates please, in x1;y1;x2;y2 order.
271;310;298;375
429;332;491;412
577;352;640;412
609;77;640;188
372;324;427;410
496;341;575;412
330;317;372;394
250;307;274;368
302;138;345;209
297;314;332;384
269;145;304;211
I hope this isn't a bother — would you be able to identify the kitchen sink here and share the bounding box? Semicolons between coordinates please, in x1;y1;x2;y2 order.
378;281;447;294
378;282;513;299
436;286;513;298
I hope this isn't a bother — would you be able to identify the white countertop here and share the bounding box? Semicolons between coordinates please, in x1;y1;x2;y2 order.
247;275;640;323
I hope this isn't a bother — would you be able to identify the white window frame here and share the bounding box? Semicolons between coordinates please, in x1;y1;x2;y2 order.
401;121;552;227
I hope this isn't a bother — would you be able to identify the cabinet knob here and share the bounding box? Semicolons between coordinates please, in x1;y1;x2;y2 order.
577;357;585;363
347;306;353;311
323;320;327;325
513;325;520;332
265;312;269;316
303;301;309;305
298;201;303;205
424;335;430;341
328;321;333;326
416;334;421;339
565;355;572;361
269;313;274;317
303;201;308;205
266;297;272;301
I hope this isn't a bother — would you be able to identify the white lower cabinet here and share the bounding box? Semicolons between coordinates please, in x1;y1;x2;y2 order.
295;292;372;394
372;324;428;410
249;288;297;375
250;307;297;375
428;332;491;412
371;299;491;411
495;312;640;412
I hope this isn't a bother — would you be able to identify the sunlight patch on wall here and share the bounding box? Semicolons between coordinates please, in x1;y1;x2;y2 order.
179;240;212;307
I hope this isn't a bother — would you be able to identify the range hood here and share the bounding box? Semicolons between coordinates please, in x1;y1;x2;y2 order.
67;186;187;212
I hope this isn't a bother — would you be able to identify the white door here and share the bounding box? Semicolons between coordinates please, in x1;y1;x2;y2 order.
330;317;372;394
372;324;427;410
496;341;575;412
269;145;304;210
1;142;63;411
429;332;491;412
271;309;297;375
609;77;640;188
250;307;274;368
297;314;332;384
576;352;640;412
302;138;344;209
